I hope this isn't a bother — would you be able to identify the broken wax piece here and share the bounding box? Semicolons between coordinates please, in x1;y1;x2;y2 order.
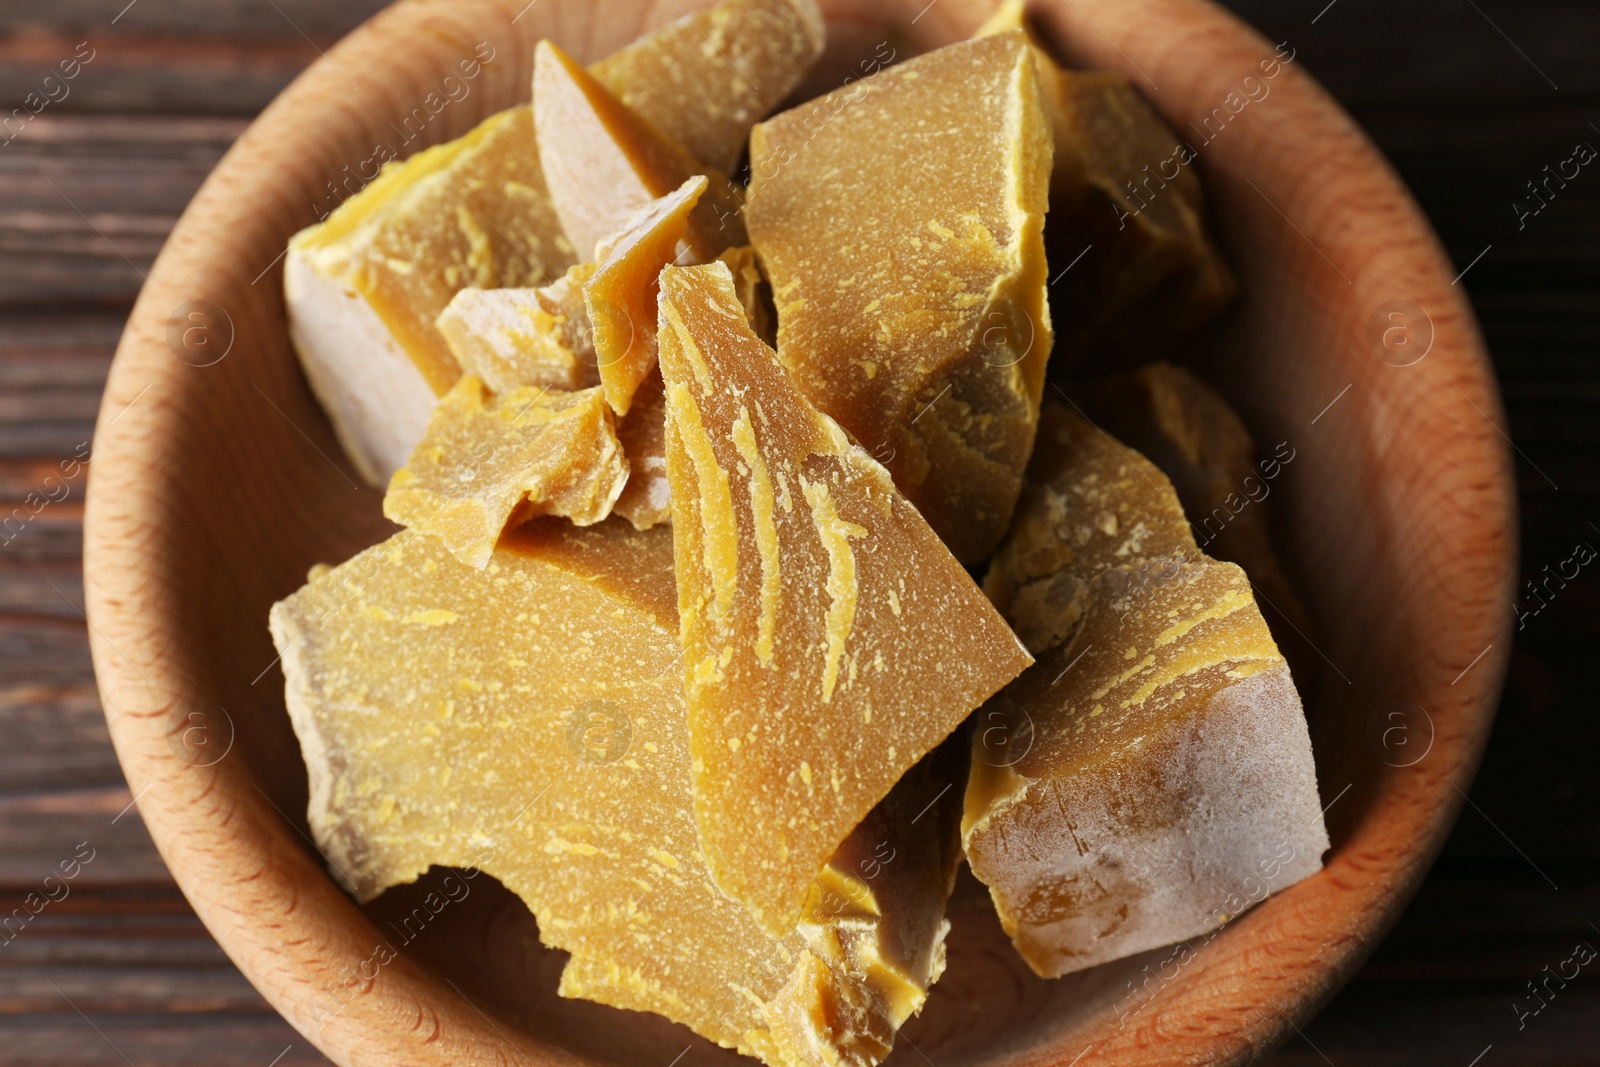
271;519;961;1067
976;12;1235;370
746;31;1054;564
718;243;776;344
963;558;1327;977
383;377;626;568
534;41;746;263
613;369;671;530
1070;362;1320;681
983;402;1199;655
962;404;1326;978
592;0;826;173
434;266;601;395
287;105;575;484
657;261;1033;934
586;176;707;416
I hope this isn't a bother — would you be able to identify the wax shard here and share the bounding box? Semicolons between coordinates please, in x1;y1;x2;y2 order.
983;402;1199;654
287;106;575;483
534;41;746;263
746;31;1054;564
718;244;776;344
592;0;826;173
586;177;707;415
1070;362;1320;676
383;377;627;568
977;6;1235;371
435;266;600;395
614;369;670;530
657;261;1033;934
962;405;1326;979
271;519;962;1067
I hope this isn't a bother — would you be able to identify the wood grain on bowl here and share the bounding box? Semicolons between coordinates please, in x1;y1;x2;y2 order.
82;0;1516;1064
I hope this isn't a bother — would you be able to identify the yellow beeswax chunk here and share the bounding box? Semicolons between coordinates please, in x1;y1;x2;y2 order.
961;405;1326;979
718;243;776;344
534;41;746;263
592;0;826;173
1072;362;1319;678
746;31;1054;564
657;261;1033;934
613;369;671;530
271;519;961;1067
383;377;626;568
983;403;1198;654
287;106;575;483
586;176;707;415
435;265;601;394
976;11;1236;370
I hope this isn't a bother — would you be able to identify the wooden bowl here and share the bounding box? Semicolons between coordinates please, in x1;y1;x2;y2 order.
84;0;1517;1062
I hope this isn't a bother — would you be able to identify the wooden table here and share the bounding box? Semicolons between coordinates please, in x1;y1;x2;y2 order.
0;1;1593;1063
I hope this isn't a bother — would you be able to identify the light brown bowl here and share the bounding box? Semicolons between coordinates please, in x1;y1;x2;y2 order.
84;0;1517;1063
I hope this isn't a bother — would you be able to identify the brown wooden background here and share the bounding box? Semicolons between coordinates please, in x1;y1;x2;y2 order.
0;0;1595;1063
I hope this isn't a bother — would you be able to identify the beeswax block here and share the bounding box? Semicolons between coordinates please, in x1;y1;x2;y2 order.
592;0;826;173
287;106;575;482
434;266;600;395
535;41;746;263
746;31;1054;564
962;406;1326;978
586;176;707;415
614;369;671;530
271;519;960;1067
657;261;1032;934
983;402;1198;654
383;377;626;568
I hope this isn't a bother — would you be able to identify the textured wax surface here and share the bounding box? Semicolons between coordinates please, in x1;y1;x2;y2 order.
534;41;745;264
271;520;962;1067
383;376;626;568
657;261;1032;935
293;105;575;396
983;403;1199;654
586;176;706;416
1071;362;1320;680
592;0;825;173
614;370;671;530
961;409;1327;978
745;30;1054;564
434;265;601;395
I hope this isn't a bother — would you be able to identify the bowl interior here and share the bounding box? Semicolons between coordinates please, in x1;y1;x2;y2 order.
85;0;1514;1064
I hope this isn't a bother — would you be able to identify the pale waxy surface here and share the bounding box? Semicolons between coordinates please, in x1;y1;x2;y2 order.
291;105;575;397
383;376;626;568
962;407;1326;978
434;264;600;395
657;262;1032;935
271;520;960;1067
534;41;746;264
745;31;1054;564
983;403;1198;654
586;176;707;416
591;0;826;173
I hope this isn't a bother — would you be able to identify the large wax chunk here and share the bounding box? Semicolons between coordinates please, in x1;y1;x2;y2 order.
1071;362;1319;678
978;3;1235;371
435;266;600;394
745;31;1054;564
962;406;1327;978
657;261;1033;934
383;377;626;567
983;403;1198;654
535;42;746;263
287;106;575;483
586;176;707;415
271;520;961;1067
592;0;826;173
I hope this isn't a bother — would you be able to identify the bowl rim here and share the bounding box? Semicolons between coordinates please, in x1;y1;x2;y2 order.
83;0;1517;1063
